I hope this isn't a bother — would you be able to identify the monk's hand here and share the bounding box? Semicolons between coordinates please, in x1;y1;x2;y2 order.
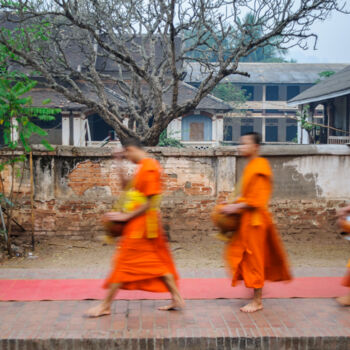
221;204;241;215
337;205;350;218
104;212;132;222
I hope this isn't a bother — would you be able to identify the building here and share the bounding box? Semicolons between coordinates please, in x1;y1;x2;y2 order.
288;65;350;145
7;82;231;148
184;62;348;144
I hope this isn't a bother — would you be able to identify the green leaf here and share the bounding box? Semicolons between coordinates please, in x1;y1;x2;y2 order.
41;139;54;151
42;98;51;105
26;122;48;136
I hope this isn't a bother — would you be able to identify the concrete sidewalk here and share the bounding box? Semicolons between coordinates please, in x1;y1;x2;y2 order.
0;267;349;349
1;299;350;349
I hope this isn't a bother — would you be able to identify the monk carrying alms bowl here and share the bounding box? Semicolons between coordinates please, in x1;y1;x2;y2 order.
211;203;240;241
102;216;125;238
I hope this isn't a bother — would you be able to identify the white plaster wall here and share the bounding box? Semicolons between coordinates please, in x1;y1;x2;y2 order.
216;118;224;143
167;119;182;140
283;155;350;198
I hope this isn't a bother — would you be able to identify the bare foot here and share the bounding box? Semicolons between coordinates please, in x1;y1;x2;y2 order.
336;295;350;306
240;301;263;313
158;295;185;311
84;303;111;318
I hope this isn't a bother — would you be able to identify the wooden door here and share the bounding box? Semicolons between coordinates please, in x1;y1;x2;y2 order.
189;122;204;141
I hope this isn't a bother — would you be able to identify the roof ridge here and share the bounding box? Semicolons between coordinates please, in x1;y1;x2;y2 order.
181;81;232;109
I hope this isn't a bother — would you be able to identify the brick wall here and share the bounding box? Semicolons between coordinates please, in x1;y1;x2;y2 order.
1;145;350;242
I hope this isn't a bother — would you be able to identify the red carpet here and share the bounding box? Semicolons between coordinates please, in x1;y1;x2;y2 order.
0;277;348;301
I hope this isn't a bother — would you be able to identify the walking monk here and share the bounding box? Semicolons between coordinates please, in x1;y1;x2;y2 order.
336;204;350;306
221;132;291;313
85;138;184;317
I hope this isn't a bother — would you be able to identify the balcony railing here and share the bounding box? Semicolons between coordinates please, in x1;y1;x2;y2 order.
328;136;350;144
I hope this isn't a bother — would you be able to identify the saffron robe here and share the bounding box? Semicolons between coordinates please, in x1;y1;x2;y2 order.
225;157;292;289
342;261;350;287
104;158;179;292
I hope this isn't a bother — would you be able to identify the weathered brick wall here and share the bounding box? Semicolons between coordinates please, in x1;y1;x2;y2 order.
1;145;350;242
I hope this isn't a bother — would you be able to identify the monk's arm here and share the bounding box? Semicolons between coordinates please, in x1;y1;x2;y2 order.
239;175;270;209
223;175;270;214
337;204;350;218
105;196;154;222
126;196;154;220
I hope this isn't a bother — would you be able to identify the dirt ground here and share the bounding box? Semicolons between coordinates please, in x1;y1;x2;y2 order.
1;235;349;269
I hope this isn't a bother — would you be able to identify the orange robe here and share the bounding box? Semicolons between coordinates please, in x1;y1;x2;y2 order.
104;157;179;292
226;157;292;289
342;261;350;287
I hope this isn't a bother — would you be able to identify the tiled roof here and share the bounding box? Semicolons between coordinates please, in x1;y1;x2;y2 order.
185;62;349;84
28;82;231;111
288;65;350;105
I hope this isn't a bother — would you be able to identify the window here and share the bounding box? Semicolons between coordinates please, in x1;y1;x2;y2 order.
287;86;300;100
242;85;254;101
265;118;278;142
240;118;254;135
88;113;115;141
224;125;233;141
266;86;279;101
29;113;62;145
181;115;212;141
286;118;297;142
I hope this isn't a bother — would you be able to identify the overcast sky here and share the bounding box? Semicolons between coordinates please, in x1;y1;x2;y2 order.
286;11;350;63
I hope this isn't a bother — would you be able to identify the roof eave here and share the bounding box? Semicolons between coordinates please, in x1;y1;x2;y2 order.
288;88;350;107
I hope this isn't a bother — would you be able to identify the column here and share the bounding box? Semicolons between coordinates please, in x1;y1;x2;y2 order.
211;115;217;144
73;112;82;146
262;85;266;111
279;117;286;142
61;111;70;146
297;106;303;144
10;118;19;143
216;116;224;144
298;105;310;144
261;117;266;143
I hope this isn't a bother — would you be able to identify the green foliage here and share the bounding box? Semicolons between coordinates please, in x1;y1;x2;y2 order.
158;130;183;148
238;13;289;63
296;105;313;132
0;36;59;153
212;83;247;104
0;18;58;254
0;77;60;152
184;12;294;63
183;28;233;62
315;70;335;84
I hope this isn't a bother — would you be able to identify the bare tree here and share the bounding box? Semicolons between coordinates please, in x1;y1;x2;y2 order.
0;0;348;145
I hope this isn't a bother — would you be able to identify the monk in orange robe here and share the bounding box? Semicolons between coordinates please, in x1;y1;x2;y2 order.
85;138;184;317
336;204;350;306
221;132;292;313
